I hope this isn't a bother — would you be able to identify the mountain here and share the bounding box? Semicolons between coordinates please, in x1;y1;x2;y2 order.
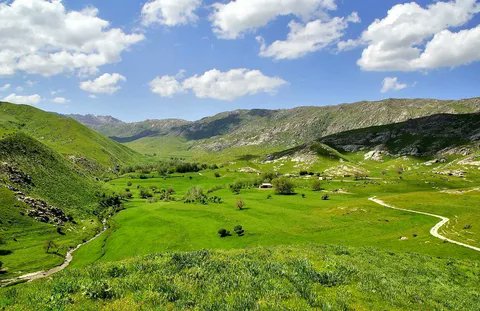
319;112;480;157
66;114;124;128
1;102;139;171
69;97;480;154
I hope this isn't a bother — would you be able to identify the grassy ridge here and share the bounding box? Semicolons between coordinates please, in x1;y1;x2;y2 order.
2;245;479;310
0;102;139;170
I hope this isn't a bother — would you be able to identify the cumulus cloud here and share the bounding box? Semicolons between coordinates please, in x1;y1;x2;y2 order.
0;84;11;91
52;97;69;104
0;0;144;76
2;93;41;105
150;69;287;101
141;0;201;26
381;77;407;93
80;73;126;94
150;76;184;97
258;12;360;60
358;0;480;71
210;0;336;39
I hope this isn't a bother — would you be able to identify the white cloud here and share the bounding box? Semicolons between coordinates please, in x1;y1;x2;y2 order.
381;77;407;93
80;73;126;94
358;0;480;71
150;68;287;101
141;0;201;26
0;84;11;91
2;93;41;105
0;0;144;76
52;97;69;104
210;0;336;39
258;12;359;60
150;76;184;97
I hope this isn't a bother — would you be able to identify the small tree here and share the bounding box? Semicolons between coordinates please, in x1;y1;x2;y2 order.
236;198;245;210
218;228;231;237
272;178;295;195
312;180;322;191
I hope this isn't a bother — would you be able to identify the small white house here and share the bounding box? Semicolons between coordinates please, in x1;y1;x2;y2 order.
259;183;273;189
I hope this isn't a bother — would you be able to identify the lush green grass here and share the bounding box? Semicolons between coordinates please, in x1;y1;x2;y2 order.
70;164;480;270
2;245;480;310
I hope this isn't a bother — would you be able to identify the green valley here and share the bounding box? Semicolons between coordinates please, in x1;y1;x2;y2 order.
1;98;480;310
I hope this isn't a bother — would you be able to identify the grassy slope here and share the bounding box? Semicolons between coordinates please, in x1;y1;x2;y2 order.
0;102;139;170
2;245;479;310
0;133;102;277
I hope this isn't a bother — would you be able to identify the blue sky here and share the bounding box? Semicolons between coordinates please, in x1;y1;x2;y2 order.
0;0;479;121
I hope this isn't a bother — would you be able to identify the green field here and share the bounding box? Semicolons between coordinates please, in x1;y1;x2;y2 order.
70;165;480;270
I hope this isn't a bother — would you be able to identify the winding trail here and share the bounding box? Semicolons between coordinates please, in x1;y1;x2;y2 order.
0;224;108;287
369;197;480;252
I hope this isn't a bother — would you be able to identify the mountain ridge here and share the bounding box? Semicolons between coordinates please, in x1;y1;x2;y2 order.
68;97;480;153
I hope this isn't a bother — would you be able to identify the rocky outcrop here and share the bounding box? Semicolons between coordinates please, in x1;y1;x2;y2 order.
0;162;33;187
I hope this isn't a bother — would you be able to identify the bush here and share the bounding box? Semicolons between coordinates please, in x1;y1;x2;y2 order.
236;198;245;210
322;194;330;200
272;178;295;195
140;188;153;199
217;228;231;238
312;180;322;191
214;172;221;178
234;225;245;236
127;181;132;187
184;186;208;204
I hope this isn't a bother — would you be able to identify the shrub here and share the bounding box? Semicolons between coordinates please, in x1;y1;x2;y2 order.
464;224;472;230
234;225;245;236
236;198;245;210
214;172;221;178
184;186;207;204
218;228;231;237
312;180;322;191
272;178;295;195
322;194;330;200
301;194;306;198
127;181;132;187
140;188;153;199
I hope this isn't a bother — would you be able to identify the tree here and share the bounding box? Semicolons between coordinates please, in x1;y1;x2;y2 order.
236;198;245;210
234;225;245;236
312;180;323;191
272;178;295;195
218;228;231;238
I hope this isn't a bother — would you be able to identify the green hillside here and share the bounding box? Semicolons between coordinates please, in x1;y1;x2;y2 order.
0;133;101;277
0;102;139;171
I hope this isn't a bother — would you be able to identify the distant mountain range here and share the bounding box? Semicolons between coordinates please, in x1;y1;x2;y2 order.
68;97;480;152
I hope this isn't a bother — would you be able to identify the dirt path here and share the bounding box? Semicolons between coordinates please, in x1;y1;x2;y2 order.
0;224;107;287
369;197;480;252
